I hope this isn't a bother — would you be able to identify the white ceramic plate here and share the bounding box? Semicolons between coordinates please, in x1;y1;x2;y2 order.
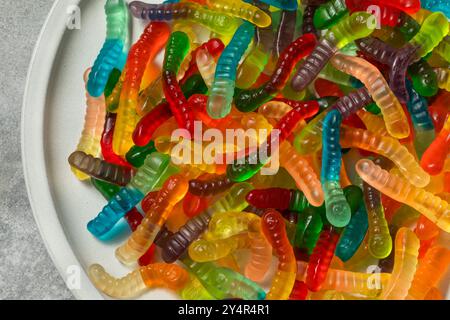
21;0;178;300
21;0;450;300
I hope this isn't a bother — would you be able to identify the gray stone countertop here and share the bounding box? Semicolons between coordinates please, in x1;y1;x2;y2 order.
0;0;74;300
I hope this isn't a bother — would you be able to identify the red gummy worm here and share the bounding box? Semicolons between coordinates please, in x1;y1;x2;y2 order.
188;94;232;129
124;208;144;232
132;102;173;147
141;191;159;213
180;38;225;85
420;122;450;175
100;112;133;168
183;192;209;218
382;193;403;223
138;244;156;266
246;188;292;210
274;101;320;142
314;78;344;98
305;226;340;292
289;280;308;300
347;0;420;15
267;33;317;92
163;70;195;136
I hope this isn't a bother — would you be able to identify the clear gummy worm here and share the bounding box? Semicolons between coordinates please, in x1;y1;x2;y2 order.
88;263;189;299
331;53;410;139
355;159;450;233
340;126;430;188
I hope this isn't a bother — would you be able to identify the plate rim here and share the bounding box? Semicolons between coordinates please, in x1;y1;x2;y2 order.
21;0;103;300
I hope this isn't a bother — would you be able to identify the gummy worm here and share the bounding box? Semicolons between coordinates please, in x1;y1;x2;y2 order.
72;69;107;180
321;109;352;228
363;181;392;259
129;1;241;36
246;188;310;212
116;174;189;265
331;53;410;139
291;12;375;92
161;183;253;263
207;21;255;119
279;141;325;207
88;263;189;299
234;33;317;113
69;151;135;186
87;152;172;238
87;0;130;97
206;0;272;28
188;175;234;197
91;178;143;232
380;227;419;300
305;225;340;292
340;126;430;187
188;233;251;262
406;246;450;300
100;112;133;168
181;257;266;300
421;0;450;19
261;209;297;300
113;22;171;156
420;116;450;176
335;203;368;262
356;159;450;233
296;261;390;297
162;31;195;135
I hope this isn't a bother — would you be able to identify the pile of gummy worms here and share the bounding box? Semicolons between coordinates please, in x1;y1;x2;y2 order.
67;0;450;300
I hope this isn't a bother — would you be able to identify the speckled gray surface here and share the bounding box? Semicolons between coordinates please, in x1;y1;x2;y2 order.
0;0;74;300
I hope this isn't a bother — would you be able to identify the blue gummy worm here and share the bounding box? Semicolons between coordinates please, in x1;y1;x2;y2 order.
87;39;124;97
421;0;450;19
214;21;255;82
87;186;143;238
335;203;369;262
258;0;298;11
321;109;343;183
